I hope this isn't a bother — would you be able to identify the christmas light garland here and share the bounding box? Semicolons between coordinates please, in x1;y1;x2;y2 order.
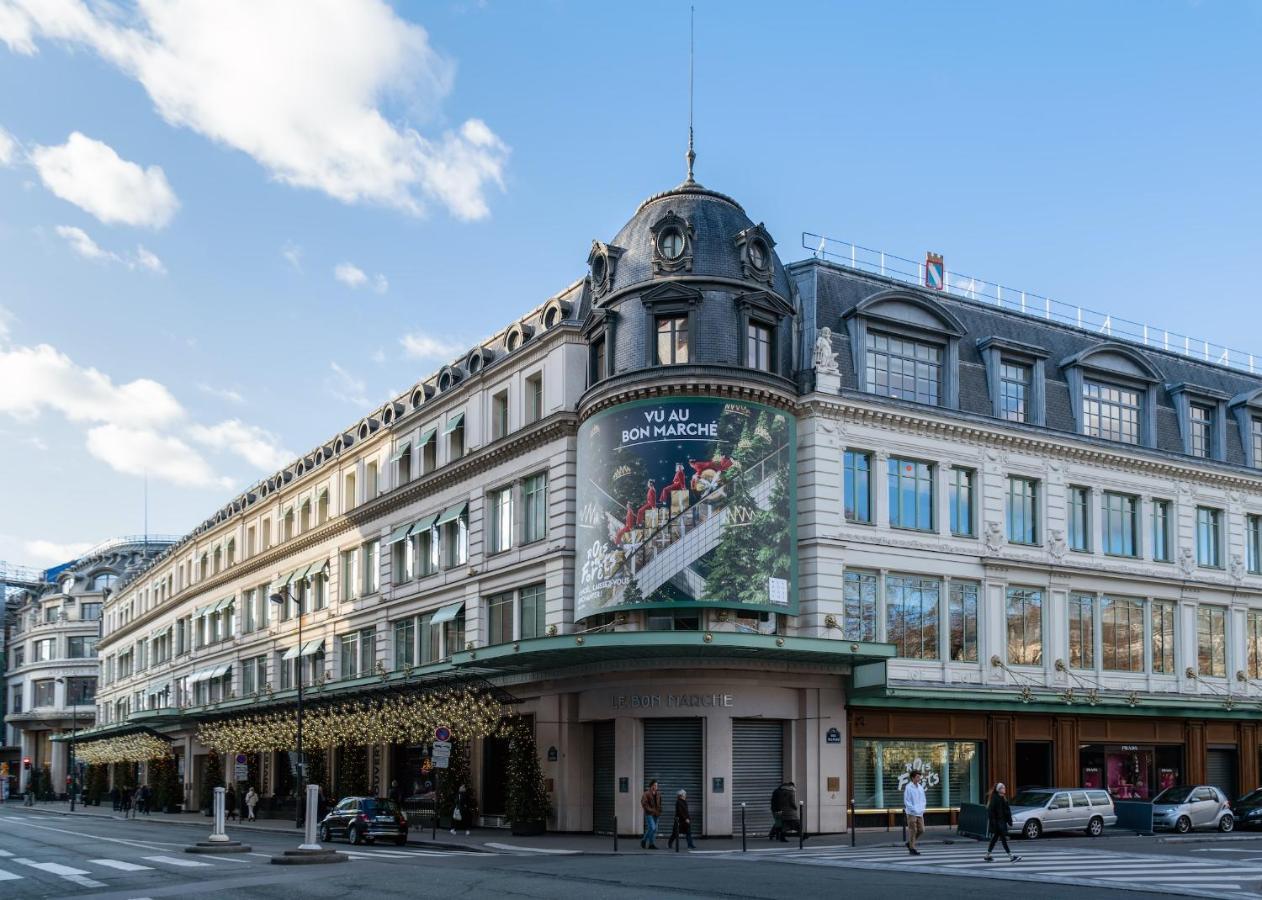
196;688;511;754
76;732;173;765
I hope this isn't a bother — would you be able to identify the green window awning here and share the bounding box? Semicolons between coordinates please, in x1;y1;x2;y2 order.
210;663;232;679
193;604;212;618
390;442;411;463
434;502;467;527
148;680;170;697
413;513;438;533
387;522;414;544
213;596;235;612
281;645;301;661
441;412;464;436
299;639;325;657
417;426;437;448
430;600;464;625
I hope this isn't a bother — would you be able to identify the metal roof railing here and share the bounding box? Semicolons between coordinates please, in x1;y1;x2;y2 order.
803;232;1258;376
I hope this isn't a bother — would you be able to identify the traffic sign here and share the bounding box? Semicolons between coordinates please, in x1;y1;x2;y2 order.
432;756;450;769
434;726;451;742
432;740;452;759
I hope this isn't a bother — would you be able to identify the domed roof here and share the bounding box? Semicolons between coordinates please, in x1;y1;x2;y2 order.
599;177;792;299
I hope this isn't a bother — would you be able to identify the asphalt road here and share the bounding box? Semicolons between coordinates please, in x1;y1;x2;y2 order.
1;808;1259;899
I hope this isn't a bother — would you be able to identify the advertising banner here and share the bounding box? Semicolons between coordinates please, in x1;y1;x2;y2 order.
575;397;796;619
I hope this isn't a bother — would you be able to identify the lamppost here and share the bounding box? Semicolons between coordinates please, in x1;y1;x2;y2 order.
55;676;82;811
270;568;317;830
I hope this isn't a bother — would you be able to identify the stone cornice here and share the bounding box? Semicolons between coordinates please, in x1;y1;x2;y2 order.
99;410;578;651
579;366;799;422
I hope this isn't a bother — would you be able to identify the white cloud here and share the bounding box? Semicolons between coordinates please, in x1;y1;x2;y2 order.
54;224;166;274
197;382;245;404
282;241;302;271
326;361;369;406
23;538;93;564
86;423;230;489
188;419;291;470
0;305;12;342
0;125;15;165
31;132;178;228
0;0;509;219
334;262;388;294
400;331;463;361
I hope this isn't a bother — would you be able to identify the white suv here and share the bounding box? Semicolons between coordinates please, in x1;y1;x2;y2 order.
1009;788;1117;839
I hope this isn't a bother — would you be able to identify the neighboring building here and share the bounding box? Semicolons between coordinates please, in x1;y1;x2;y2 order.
86;167;1262;834
3;539;172;796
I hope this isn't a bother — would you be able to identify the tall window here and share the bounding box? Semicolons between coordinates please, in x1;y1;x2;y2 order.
1102;492;1139;557
393;532;416;584
341;548;361;600
888;458;934;531
655;316;689;365
491;390;509;440
525;373;544;424
1189;403;1213;458
489;487;513;554
949;467;975;537
1151;600;1176;674
1152;499;1172;562
1006;476;1039;545
418;524;439;577
1068;594;1094;669
340;627;375;679
1082;380;1141;444
523;473;547;543
1101;596;1143;672
364;540;381;594
1068;486;1091;552
1196;506;1222;568
33;680;55;707
519;583;546;639
67;636;96;659
1249;515;1262;575
864;331;941;405
1248;610;1262;680
1197;605;1227;677
590;336;606;383
444;512;468;567
999;362;1030;422
747;322;772;371
1006;587;1042;666
885;575;939;659
843;570;877;642
843;450;872;524
1253;418;1262;469
365;461;379;499
487;592;514;645
80;602;101;621
948;581;978;662
393;618;416;669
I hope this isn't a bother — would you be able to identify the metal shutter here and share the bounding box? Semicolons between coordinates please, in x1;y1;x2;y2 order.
592;721;615;834
1207;749;1238;801
733;719;784;835
643;718;704;834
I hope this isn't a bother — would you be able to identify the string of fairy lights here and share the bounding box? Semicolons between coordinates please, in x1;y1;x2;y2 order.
76;732;172;765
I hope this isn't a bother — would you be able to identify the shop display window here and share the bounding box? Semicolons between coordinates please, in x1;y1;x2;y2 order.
1080;744;1182;800
852;739;982;811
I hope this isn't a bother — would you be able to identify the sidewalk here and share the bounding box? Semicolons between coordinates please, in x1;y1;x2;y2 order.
1;799;971;854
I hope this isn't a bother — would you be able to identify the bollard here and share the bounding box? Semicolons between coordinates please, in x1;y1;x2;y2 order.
614;816;618;853
850;797;856;847
741;802;747;853
208;787;229;843
798;801;805;850
299;784;322;850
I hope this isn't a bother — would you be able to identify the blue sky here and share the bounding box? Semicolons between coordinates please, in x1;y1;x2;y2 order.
0;0;1259;567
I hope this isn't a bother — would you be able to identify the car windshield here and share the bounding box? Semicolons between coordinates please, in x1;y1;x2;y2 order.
1153;786;1194;804
1010;791;1053;807
1239;789;1262;804
360;799;400;814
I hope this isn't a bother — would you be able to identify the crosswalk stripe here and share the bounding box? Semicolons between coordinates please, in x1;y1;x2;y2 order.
12;858;91;876
141;855;212;868
0;868;22;881
92;859;154;872
65;874;106;888
0;850;12;858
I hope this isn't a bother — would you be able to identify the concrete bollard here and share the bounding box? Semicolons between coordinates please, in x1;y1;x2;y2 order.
209;787;229;842
186;785;250;854
300;784;322;851
270;783;346;865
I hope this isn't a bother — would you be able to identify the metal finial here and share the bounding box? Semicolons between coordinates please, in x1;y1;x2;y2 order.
686;5;695;184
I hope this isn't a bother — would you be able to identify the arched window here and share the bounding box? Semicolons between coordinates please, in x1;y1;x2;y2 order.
283;508;295;541
300;500;312;533
226;539;236;567
91;572;118;591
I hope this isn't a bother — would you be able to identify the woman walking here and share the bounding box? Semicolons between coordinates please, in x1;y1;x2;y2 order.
667;789;696;850
984;782;1021;863
244;785;259;822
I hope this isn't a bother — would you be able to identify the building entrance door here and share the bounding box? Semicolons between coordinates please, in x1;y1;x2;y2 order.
1207;748;1238;801
1015;742;1052;791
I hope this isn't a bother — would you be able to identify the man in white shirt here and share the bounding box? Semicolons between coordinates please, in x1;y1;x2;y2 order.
903;770;926;855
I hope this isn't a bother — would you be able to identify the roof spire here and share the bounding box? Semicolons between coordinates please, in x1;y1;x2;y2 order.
685;4;696;184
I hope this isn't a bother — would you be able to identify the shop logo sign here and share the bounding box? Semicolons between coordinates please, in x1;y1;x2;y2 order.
897;757;940;791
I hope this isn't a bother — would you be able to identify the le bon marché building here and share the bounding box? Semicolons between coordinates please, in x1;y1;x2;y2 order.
85;169;1262;835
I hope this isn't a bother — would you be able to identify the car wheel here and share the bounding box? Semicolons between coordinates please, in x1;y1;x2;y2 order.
350;825;364;845
395;836;408;846
1086;816;1104;837
1022;820;1041;840
319;824;331;843
1219;815;1235;833
1175;816;1192;834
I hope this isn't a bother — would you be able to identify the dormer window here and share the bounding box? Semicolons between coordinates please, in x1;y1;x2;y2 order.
978;337;1049;426
1082;380;1141;444
748;238;768;272
1189;404;1213;458
1060;343;1161;448
657;227;685;260
1170;383;1227;461
587;242;623;298
734;223;776;284
649;210;693;274
1229;388;1262;468
866;332;941;405
844;291;965;409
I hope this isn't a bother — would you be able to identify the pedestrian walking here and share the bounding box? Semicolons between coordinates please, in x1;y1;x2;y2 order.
449;784;472;836
640;779;662;849
667;789;697;850
109;786;120;811
389;779;403;805
769;781;795;842
984;782;1021;863
225;786;238;821
903;770;926;855
130;786;142;818
245;786;259;822
139;784;151;815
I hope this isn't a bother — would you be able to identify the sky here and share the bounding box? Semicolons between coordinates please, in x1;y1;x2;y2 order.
0;0;1259;569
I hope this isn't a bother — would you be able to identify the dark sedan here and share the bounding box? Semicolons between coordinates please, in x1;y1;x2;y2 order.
1235;788;1262;829
318;796;409;845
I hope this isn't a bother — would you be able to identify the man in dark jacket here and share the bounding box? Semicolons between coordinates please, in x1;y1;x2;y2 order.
770;782;796;841
667;789;697;850
984;782;1021;862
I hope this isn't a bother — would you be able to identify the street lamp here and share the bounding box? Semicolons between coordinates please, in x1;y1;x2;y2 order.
271;564;325;830
55;676;83;812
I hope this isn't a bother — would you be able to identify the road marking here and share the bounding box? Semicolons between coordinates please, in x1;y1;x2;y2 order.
0;849;12;857
484;842;579;854
0;868;22;881
142;855;212;868
65;874;107;888
92;859;154;871
246;852;272;858
0;817;185;851
12;858;91;876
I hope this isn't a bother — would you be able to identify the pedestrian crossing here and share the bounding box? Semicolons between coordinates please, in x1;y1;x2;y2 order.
742;843;1262;899
0;852;223;887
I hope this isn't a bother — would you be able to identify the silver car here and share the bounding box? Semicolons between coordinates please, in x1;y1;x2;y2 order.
1009;788;1117;839
1152;785;1234;834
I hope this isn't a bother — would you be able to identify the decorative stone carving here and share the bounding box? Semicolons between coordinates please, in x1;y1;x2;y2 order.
984;521;1005;555
1231;553;1245;583
813;327;839;375
1178;545;1195;577
1048;529;1068;562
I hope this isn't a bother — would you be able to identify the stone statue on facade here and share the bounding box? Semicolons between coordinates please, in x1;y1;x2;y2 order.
983;521;1005;555
1048;529;1068;562
813;327;839;374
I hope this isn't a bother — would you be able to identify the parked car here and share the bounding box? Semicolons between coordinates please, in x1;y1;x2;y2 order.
1009;788;1117;839
1233;788;1262;829
1151;785;1233;833
318;796;409;845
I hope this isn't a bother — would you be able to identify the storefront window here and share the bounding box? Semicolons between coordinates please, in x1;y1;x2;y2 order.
1068;594;1094;669
1006;587;1042;666
885;575;939;659
1101;596;1143;672
1081;745;1182;801
948;581;978;662
852;739;982;812
843;570;877;642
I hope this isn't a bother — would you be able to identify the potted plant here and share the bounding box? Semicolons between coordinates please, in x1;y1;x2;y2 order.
505;723;550;836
